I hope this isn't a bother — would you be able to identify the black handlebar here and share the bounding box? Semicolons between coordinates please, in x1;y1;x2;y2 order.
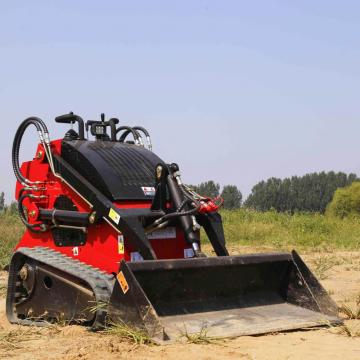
55;112;85;140
55;113;148;144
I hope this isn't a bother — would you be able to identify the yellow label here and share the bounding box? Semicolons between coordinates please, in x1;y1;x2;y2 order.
109;208;120;224
117;271;130;294
118;235;124;255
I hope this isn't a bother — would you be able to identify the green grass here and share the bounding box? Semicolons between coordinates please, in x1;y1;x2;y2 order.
217;209;360;252
1;208;360;269
0;212;23;269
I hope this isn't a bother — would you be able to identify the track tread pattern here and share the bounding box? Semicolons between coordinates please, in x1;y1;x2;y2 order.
7;246;115;329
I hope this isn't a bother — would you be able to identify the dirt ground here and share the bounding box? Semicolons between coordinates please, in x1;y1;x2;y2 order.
0;250;359;360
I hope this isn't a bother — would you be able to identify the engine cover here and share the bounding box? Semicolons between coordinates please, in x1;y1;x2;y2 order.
61;140;165;201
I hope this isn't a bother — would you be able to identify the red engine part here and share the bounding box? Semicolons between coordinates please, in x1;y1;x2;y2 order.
198;196;224;214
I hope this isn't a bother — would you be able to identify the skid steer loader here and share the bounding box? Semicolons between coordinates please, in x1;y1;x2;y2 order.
6;113;341;341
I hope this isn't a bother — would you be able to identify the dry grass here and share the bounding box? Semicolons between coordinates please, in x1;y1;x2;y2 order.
0;326;44;351
87;300;109;315
0;284;6;298
181;326;223;345
103;321;155;346
337;323;360;338
339;295;360;320
339;305;360;320
312;256;337;280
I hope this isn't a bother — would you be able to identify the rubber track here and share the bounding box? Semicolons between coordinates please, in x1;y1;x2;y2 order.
6;246;115;329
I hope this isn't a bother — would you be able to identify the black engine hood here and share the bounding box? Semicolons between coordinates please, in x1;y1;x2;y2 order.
61;140;165;201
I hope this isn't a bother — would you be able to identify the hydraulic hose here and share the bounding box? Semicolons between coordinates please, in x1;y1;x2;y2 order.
119;126;152;150
18;192;48;233
155;204;200;224
12;118;44;185
133;126;152;150
12;116;58;186
116;126;142;145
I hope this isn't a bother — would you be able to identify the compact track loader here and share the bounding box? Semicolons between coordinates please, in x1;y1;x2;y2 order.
7;113;341;341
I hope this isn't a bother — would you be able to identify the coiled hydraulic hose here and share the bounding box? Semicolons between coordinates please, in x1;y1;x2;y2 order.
119;126;152;150
12;117;55;233
12;118;45;186
116;126;142;146
12;116;57;187
132;126;152;150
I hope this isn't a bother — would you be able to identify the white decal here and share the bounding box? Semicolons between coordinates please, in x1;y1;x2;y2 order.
141;187;156;196
118;235;125;255
72;247;79;256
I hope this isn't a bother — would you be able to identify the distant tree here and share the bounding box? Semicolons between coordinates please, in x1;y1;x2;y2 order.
326;182;360;218
245;172;358;213
0;192;4;211
221;185;242;209
192;181;220;198
7;201;18;215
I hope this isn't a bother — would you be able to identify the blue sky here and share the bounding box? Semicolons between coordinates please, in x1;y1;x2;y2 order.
1;1;360;202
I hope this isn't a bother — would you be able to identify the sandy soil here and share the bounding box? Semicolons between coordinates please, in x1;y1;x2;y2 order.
0;251;359;360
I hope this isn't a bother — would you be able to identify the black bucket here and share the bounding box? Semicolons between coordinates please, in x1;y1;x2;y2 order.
108;251;341;341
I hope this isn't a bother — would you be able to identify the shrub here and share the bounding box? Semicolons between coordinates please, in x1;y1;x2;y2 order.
326;182;360;218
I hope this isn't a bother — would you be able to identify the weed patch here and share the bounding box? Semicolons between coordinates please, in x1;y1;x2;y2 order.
312;256;337;280
103;321;155;346
337;323;360;338
181;327;223;345
0;327;43;352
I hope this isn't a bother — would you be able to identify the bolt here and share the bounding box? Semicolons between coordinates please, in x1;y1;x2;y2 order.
36;151;43;159
156;165;163;180
89;212;96;224
29;210;36;218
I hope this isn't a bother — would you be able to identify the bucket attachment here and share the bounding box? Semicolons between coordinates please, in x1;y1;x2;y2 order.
108;251;341;342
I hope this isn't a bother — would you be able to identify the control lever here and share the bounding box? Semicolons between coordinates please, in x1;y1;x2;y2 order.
55;112;85;140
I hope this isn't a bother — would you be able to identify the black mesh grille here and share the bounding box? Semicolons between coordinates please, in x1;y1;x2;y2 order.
61;141;110;198
89;142;155;187
61;140;165;201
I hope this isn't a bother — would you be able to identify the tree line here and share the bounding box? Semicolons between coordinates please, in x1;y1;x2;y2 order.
190;171;358;213
245;172;357;213
189;181;243;210
0;192;17;214
1;171;358;214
